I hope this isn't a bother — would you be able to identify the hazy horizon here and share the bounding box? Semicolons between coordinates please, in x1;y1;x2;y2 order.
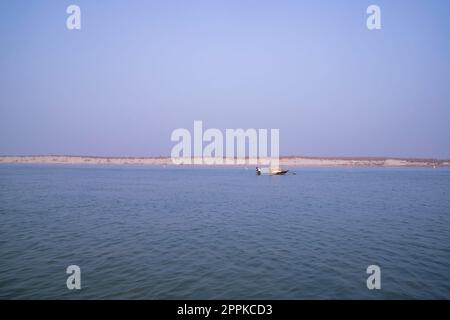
1;0;450;158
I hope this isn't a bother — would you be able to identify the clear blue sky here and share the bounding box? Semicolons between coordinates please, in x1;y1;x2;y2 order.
1;0;449;158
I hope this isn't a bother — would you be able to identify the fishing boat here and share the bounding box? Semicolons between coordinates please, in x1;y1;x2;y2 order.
256;166;289;176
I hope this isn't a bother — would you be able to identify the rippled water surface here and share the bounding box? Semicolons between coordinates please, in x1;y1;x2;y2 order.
0;165;449;299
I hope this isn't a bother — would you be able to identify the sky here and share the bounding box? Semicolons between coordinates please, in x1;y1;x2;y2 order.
0;0;449;158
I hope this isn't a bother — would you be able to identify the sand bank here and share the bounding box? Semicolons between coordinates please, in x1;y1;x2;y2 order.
1;156;449;167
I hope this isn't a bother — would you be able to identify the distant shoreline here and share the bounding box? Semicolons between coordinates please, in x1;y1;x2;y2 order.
1;155;449;167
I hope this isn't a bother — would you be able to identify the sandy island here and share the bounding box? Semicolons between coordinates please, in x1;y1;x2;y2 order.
0;156;449;167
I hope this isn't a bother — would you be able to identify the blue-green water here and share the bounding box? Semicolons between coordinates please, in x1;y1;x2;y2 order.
0;165;449;299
